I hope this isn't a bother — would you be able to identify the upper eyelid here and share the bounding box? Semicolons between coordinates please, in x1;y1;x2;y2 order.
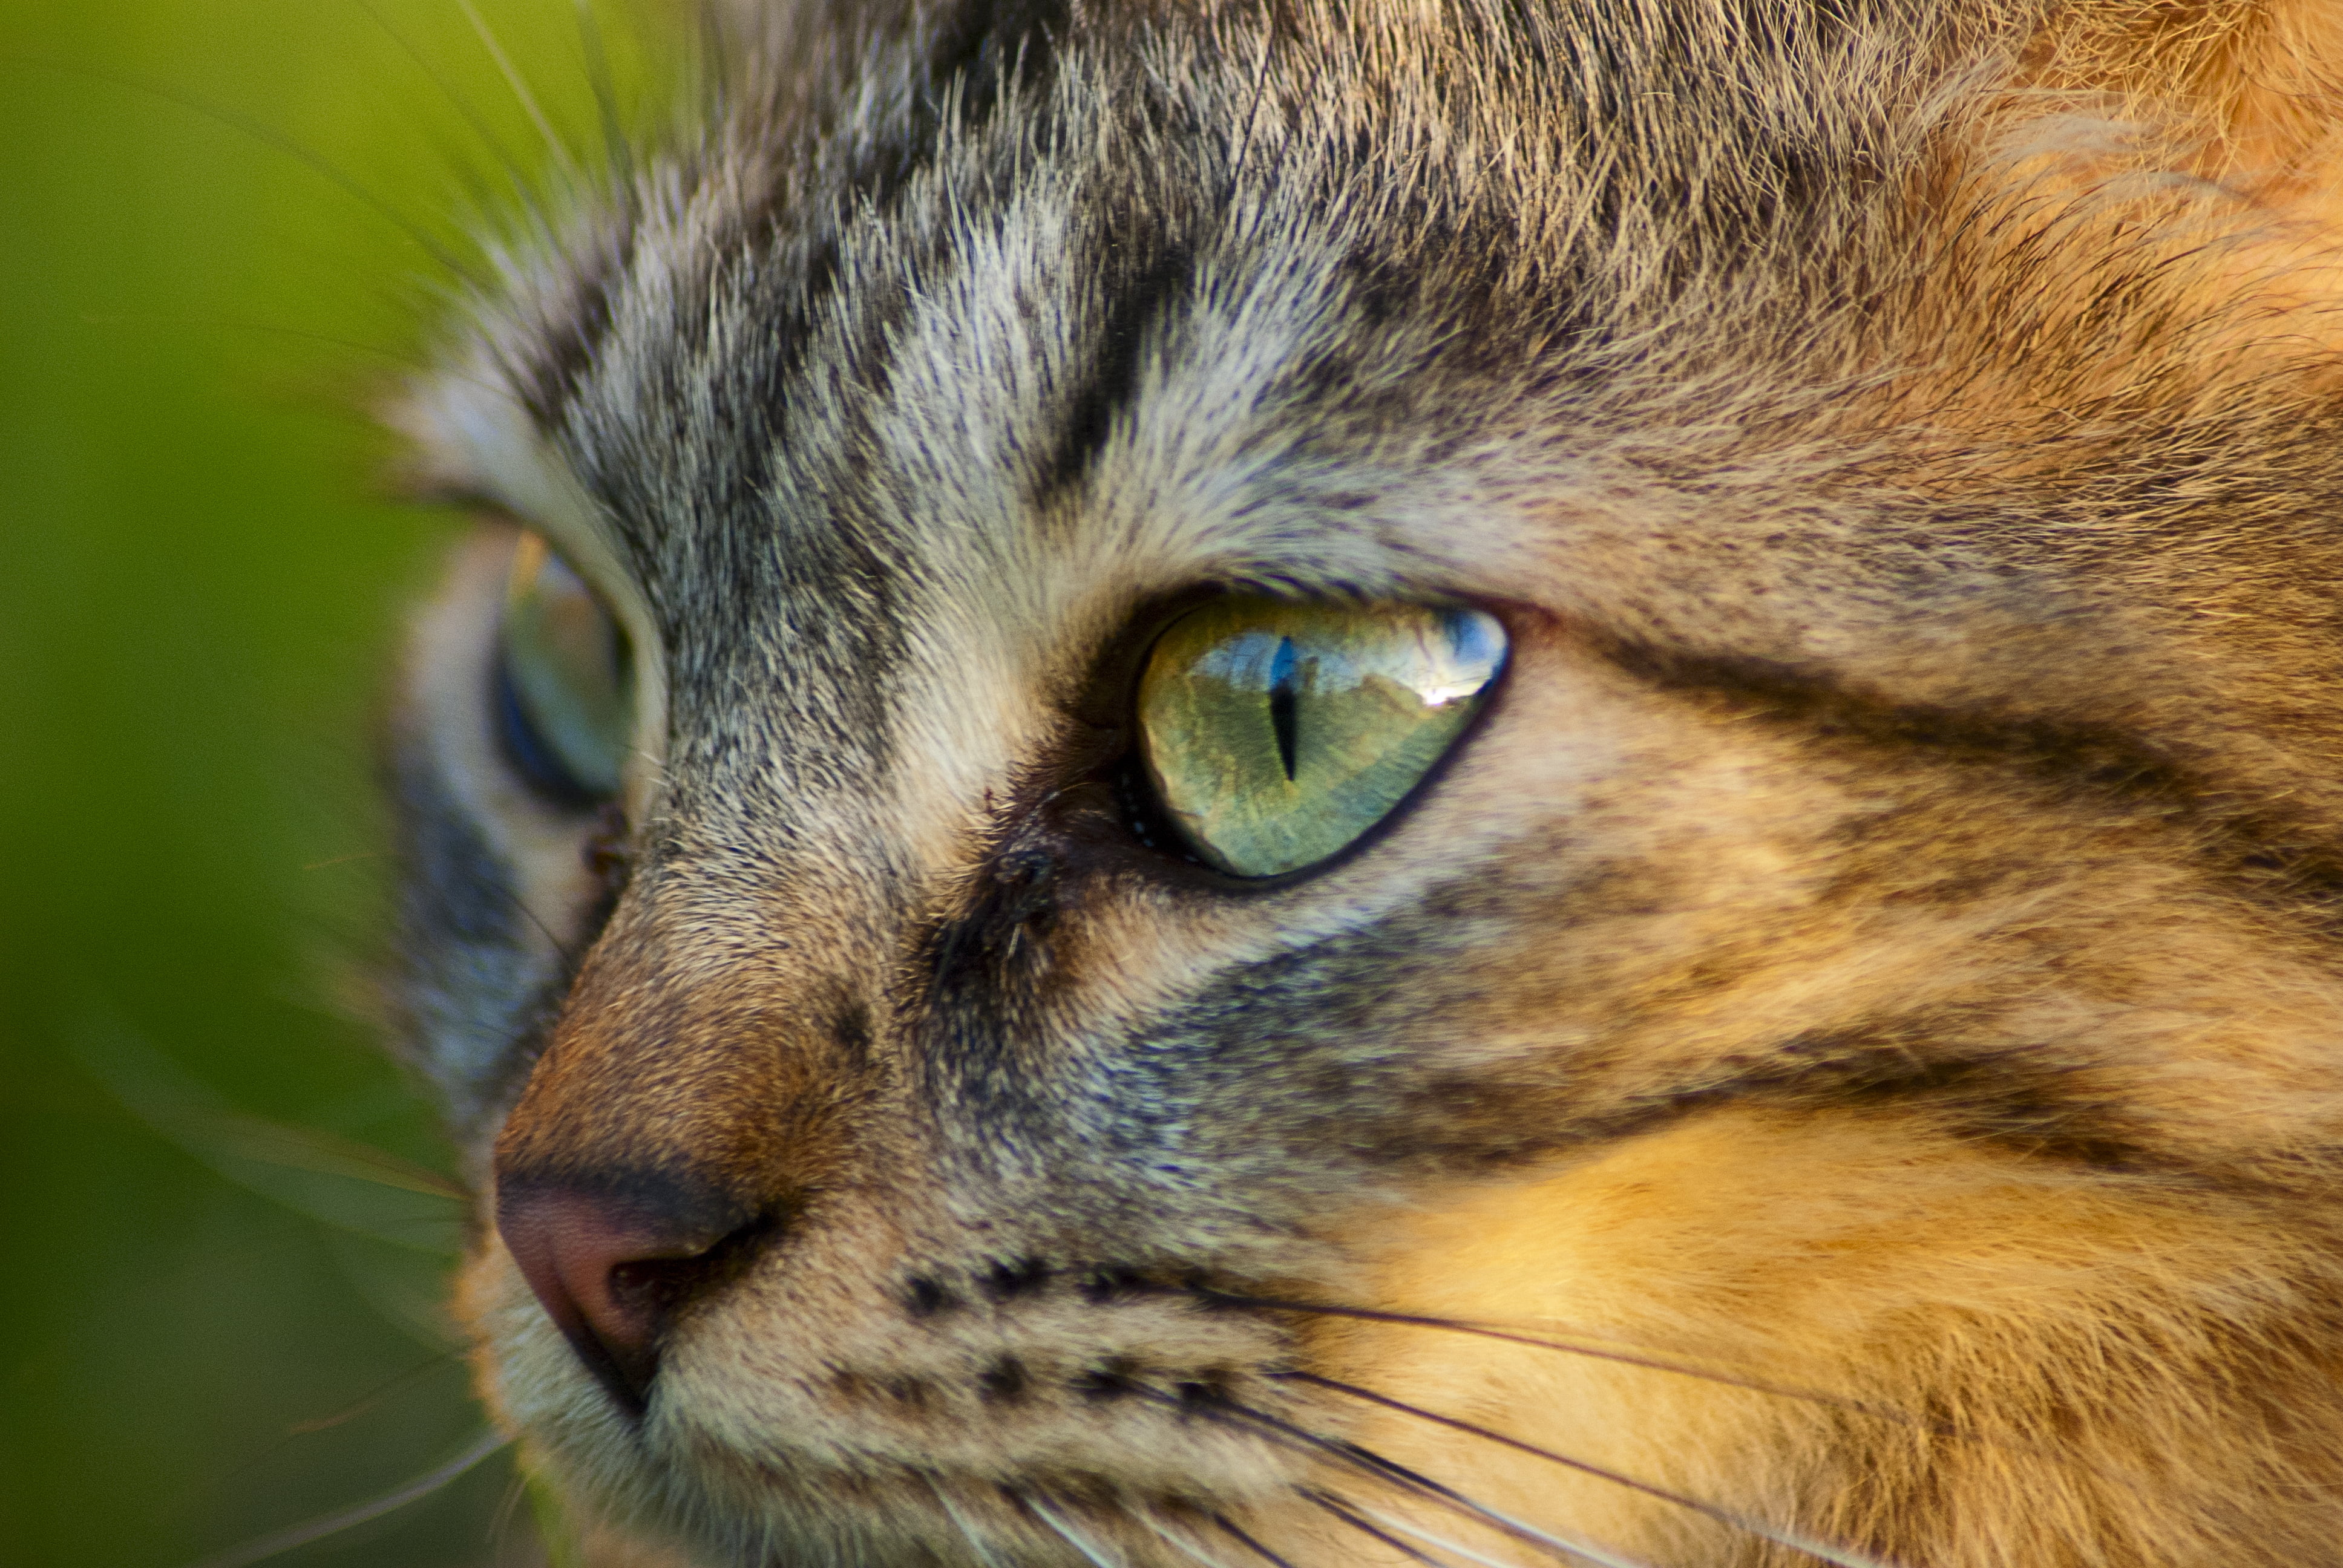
401;379;644;601
459;505;646;622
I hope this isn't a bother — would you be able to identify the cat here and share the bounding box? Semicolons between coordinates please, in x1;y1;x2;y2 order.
384;0;2343;1563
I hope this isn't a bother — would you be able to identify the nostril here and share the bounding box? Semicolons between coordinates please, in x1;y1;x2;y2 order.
494;1180;767;1417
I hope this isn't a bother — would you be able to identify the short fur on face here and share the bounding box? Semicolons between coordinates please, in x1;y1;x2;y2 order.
389;1;2343;1563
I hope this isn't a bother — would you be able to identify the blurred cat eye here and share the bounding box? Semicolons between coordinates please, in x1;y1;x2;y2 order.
496;530;635;805
1137;596;1506;877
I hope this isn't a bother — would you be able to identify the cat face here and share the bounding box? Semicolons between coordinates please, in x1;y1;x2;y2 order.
389;1;2343;1563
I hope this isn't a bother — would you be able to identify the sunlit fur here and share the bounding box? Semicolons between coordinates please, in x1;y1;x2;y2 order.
388;1;2343;1564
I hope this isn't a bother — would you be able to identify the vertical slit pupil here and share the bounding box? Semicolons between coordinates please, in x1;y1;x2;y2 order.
1268;635;1299;781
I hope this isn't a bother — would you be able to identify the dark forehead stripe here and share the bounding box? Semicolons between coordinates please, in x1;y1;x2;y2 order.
523;0;1075;485
517;0;1964;546
1036;213;1199;506
511;216;638;434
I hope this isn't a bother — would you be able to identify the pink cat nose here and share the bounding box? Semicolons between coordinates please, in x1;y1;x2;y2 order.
494;1181;747;1416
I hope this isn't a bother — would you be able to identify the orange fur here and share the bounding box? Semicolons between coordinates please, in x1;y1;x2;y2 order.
1320;1107;2343;1564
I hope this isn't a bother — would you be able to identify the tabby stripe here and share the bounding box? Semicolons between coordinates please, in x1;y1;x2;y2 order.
516;215;640;435
1039;231;1198;502
1603;638;2343;930
537;0;1072;472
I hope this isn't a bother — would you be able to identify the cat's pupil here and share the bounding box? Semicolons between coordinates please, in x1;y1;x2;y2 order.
1268;635;1300;781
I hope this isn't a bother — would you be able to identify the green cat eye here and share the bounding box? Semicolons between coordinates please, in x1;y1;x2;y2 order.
497;530;635;803
1137;596;1507;878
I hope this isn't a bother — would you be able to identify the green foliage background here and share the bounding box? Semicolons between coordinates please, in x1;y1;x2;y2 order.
1;4;658;1562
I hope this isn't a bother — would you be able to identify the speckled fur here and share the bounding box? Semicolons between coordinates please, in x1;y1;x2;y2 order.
389;1;2343;1563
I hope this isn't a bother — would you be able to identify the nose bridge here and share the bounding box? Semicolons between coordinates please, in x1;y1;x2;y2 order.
493;884;876;1217
489;867;900;1413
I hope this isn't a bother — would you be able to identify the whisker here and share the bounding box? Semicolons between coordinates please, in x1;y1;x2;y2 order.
508;886;586;972
1212;1513;1303;1568
1025;1496;1127;1568
1341;1497;1584;1568
572;0;637;191
286;1352;465;1435
1121;1385;1437;1538
10;57;476;280
1301;1489;1455;1567
75;1019;472;1204
177;1429;509;1568
1409;1488;1659;1568
928;1480;1011;1568
1200;1285;2128;1492
487;1465;534;1558
1191;1288;1926;1434
1243;1414;1652;1568
453;0;584;186
162;1351;463;1521
437;838;595;975
1290;1372;1893;1568
345;0;533;198
1133;1509;1244;1568
1136;1387;1650;1568
71;316;496;385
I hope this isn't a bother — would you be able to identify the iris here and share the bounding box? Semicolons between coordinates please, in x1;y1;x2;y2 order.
1138;597;1506;877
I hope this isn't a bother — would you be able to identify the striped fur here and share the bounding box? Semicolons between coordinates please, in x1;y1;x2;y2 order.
390;1;2343;1562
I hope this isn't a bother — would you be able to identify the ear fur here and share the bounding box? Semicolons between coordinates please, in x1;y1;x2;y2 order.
1907;0;2343;435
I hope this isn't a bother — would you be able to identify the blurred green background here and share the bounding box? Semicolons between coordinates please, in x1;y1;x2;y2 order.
2;4;658;1563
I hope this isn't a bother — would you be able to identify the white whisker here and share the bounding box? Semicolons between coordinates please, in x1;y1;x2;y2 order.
1302;1492;1458;1566
1417;1491;1660;1568
1135;1509;1244;1568
1743;1525;1901;1568
1167;1390;1645;1568
177;1429;509;1568
452;0;583;185
1295;1373;1896;1568
927;1479;1012;1568
1027;1497;1129;1568
1348;1498;1641;1568
346;0;531;194
1339;1499;1534;1568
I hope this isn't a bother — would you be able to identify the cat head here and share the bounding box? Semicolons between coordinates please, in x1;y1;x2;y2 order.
388;2;2343;1563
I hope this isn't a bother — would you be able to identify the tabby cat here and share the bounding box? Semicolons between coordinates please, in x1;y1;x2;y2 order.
385;0;2343;1563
